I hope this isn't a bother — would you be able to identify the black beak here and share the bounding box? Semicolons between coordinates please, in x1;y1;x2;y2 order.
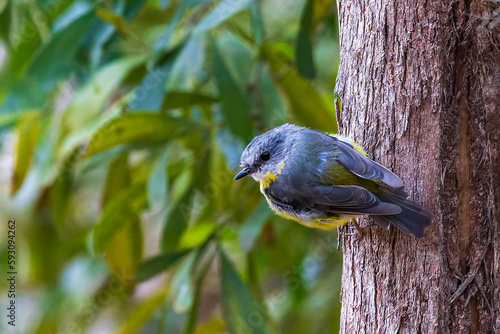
234;168;251;181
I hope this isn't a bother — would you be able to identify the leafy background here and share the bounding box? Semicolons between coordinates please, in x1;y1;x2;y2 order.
0;0;342;333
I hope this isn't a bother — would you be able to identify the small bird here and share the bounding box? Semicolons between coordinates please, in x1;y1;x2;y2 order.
234;124;431;237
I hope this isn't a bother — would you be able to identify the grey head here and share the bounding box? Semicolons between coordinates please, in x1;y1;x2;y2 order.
234;124;302;182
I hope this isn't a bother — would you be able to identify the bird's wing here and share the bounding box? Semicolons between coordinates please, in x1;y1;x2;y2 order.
266;184;401;216
334;138;404;188
311;185;402;215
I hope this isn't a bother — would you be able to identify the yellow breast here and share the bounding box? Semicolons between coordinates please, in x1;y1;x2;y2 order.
258;161;286;188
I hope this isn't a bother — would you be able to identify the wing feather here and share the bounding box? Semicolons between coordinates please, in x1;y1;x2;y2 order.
335;139;404;188
312;185;402;215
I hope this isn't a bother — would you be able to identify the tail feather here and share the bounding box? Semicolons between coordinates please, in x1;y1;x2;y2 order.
370;186;432;238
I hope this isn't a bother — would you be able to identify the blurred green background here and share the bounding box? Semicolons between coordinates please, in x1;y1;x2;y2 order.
0;0;341;333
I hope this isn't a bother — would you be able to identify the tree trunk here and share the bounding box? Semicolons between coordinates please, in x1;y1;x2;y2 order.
335;0;500;333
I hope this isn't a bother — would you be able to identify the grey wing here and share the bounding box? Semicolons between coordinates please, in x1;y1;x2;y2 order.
265;183;401;216
335;139;404;188
312;185;402;215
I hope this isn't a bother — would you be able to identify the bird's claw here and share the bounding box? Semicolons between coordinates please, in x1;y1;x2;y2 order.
341;220;378;245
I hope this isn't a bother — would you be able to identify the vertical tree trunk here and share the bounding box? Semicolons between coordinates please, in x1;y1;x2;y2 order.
335;0;500;333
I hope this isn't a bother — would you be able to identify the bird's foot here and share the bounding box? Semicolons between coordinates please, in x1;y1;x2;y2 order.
346;221;363;243
342;220;377;244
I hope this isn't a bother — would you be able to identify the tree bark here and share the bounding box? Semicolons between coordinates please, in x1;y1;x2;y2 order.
335;0;500;333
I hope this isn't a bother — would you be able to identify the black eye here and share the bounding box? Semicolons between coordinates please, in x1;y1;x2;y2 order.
260;151;271;161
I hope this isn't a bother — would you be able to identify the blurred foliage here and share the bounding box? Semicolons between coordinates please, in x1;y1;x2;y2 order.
0;0;342;333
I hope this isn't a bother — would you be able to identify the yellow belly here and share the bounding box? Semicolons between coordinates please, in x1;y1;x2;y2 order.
304;216;353;229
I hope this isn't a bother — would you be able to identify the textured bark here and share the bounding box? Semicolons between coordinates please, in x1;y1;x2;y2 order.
335;0;500;333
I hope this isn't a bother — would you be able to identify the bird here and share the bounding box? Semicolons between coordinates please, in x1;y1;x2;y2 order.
233;124;432;237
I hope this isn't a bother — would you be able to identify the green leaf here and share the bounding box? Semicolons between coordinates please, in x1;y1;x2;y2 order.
158;153;195;253
29;108;62;187
161;91;217;110
171;252;197;313
295;0;316;79
220;250;273;334
250;2;264;45
258;66;287;128
128;63;170;111
62;55;147;134
154;0;211;51
216;32;254;90
238;200;271;251
57;104;122;164
96;8;130;37
161;186;193;252
49;151;77;228
194;0;255;34
52;2;92;32
166;36;206;91
184;245;216;334
211;43;253;141
11;112;41;194
115;290;169;334
106;217;143;286
147;149;169;211
312;0;336;24
129;40;188;111
25;11;94;87
128;42;186;111
93;182;148;254
83;113;199;157
0;111;32;128
193;318;226;334
180;221;216;249
102;155;143;285
0;0;11;43
262;43;337;133
103;154;131;205
136;250;190;282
